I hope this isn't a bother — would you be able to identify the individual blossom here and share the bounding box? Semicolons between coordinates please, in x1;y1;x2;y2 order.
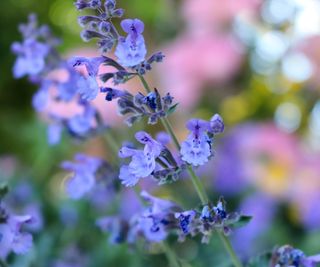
12;38;50;78
118;131;163;187
180;114;224;166
61;154;103;199
270;245;320;267
115;18;147;67
66;102;97;137
0;207;33;259
69;56;107;101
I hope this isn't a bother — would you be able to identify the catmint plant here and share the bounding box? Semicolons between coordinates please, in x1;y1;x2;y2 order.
9;1;320;267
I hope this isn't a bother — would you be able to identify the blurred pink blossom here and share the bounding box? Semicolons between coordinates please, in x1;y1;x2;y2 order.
183;0;261;33
160;34;243;108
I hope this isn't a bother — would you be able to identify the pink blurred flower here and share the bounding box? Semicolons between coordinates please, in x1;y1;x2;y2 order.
160;34;243;108
183;0;261;33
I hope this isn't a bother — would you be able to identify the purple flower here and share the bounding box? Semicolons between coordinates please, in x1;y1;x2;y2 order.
303;254;320;267
32;80;51;112
67;104;96;136
77;75;99;101
69;56;106;101
47;123;63;146
115;19;147;67
61;154;102;199
57;69;83;102
11;39;49;78
129;191;177;243
174;210;196;235
119;132;163;187
180;119;211;166
0;214;33;258
156;132;171;146
69;56;105;77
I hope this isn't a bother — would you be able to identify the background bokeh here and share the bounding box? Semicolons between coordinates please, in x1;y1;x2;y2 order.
1;0;320;266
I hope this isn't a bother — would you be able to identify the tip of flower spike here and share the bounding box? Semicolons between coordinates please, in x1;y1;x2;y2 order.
210;114;224;134
120;19;144;34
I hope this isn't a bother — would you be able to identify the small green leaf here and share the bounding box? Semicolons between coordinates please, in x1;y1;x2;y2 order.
231;215;252;228
166;103;179;116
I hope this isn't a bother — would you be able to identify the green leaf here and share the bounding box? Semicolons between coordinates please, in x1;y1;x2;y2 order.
231;215;253;228
166;103;179;116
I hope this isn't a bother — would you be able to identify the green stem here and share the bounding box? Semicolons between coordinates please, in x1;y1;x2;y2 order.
161;242;181;267
138;75;243;267
138;74;152;93
218;232;243;267
103;130;120;163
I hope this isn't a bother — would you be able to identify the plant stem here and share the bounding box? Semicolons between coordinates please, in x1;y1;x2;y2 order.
218;232;243;267
138;75;243;267
103;130;120;163
138;74;152;93
161;242;181;267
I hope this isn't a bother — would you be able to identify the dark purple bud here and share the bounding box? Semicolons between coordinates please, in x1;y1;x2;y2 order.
162;93;173;106
99;21;111;33
74;0;91;10
104;0;116;10
148;52;165;64
78;15;100;27
80;30;105;42
148;114;158;125
133;93;146;107
97;38;115;53
111;8;124;18
90;0;102;8
209;114;224;134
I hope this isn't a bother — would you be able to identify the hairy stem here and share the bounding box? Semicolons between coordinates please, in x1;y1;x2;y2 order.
138;74;243;267
161;242;182;267
218;232;243;267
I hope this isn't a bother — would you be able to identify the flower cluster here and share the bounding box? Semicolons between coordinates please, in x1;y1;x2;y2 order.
97;191;248;245
119;131;181;186
270;245;320;267
12;15;111;146
111;88;177;126
180;114;224;166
